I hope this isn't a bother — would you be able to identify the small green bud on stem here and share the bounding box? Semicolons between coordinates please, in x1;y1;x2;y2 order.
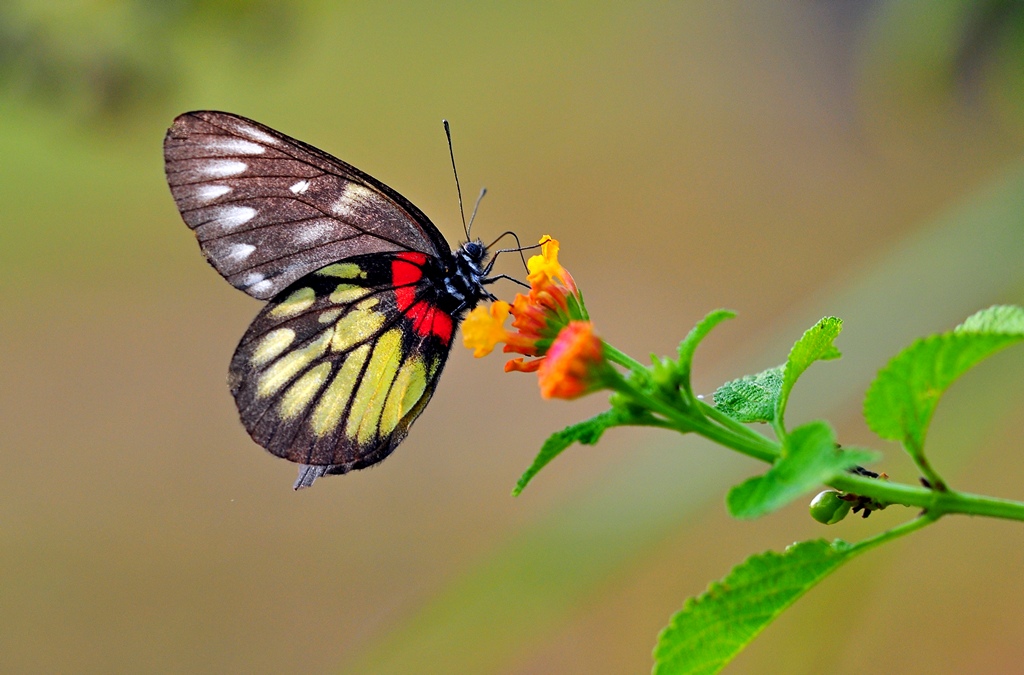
810;490;852;525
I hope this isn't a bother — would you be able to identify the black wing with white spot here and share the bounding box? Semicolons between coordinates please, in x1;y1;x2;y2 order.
163;111;452;299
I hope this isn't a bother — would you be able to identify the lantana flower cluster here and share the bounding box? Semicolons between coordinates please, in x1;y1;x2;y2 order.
463;236;609;399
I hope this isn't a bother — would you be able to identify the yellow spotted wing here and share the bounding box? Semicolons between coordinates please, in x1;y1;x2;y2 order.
229;252;458;488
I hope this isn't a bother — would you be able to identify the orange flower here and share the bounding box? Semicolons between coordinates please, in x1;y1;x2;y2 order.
537;321;607;399
463;235;587;370
463;235;608;397
462;300;511;357
526;236;577;296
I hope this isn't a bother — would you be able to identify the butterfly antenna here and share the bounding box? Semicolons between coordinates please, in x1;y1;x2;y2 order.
443;119;469;240
467;187;487;239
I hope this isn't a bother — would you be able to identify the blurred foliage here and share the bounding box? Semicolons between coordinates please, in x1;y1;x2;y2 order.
0;0;295;122
862;0;1024;135
0;0;1021;134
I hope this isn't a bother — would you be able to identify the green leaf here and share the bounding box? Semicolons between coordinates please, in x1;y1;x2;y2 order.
652;539;854;675
777;317;843;430
726;421;878;519
957;304;1024;333
712;317;842;428
864;305;1024;456
712;367;783;423
676;309;736;395
513;409;626;496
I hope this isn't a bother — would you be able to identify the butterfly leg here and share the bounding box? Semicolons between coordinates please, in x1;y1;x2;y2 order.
483;273;530;290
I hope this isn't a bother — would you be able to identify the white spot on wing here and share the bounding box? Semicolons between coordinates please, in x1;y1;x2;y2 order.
235;124;279;146
241;272;265;286
332;199;353;218
195;185;231;203
214;205;257;230
200;160;247;178
332;183;375;218
202;137;265;155
250;280;273;295
290;180;310;194
294;221;334;244
227;243;256;261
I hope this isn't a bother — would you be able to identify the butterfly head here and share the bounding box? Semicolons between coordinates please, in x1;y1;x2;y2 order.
446;239;498;310
458;239;488;266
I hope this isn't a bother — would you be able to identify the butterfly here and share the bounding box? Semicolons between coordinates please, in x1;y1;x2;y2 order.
163;111;504;489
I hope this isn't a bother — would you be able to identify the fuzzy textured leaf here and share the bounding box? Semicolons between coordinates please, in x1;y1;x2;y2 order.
777;317;842;429
957;304;1024;333
864;305;1024;454
513;409;626;495
652;539;854;675
677;310;736;395
713;367;783;423
726;421;878;519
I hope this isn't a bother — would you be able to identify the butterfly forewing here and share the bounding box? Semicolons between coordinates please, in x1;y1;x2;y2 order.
164;111;451;299
228;252;457;473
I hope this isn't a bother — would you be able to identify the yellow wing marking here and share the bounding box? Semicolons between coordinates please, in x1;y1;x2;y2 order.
316;263;365;279
330;303;386;352
278;361;331;420
346;329;403;444
310;344;370;436
426;355;441;379
269;287;315;318
329;283;371;304
257;327;334;398
251;328;296;367
380;356;428;436
319;308;344;324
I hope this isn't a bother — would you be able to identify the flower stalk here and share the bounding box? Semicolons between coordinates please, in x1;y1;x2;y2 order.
463;235;1024;526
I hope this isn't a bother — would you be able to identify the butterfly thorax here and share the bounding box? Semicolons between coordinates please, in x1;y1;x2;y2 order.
443;239;494;316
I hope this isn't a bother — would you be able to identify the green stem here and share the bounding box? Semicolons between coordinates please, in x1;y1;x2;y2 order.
831;474;1024;522
597;342;1024;523
601;342;779;461
602;342;645;371
847;510;939;556
905;440;948;492
696;399;780;458
606;375;777;464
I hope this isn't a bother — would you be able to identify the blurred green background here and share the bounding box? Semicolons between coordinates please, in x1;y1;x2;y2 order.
2;1;1024;673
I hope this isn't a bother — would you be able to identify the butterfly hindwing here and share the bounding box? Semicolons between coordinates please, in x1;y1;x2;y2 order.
228;252;457;473
163;111;452;299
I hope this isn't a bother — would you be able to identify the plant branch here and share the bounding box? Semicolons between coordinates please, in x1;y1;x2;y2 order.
848;510;939;556
605;375;778;464
602;342;645;371
831;473;1024;522
697;399;780;457
904;439;948;492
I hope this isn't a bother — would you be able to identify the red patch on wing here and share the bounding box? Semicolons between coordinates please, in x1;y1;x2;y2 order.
406;301;454;346
392;253;425;311
430;310;454;344
391;252;453;345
